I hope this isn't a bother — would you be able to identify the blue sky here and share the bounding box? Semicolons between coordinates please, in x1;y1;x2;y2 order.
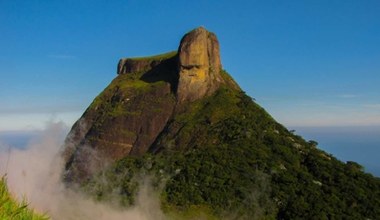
1;0;380;131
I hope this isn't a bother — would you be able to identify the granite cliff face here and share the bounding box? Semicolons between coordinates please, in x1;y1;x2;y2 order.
63;27;237;182
177;27;224;103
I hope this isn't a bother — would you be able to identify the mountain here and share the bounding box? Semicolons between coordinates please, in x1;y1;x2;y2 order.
63;27;380;219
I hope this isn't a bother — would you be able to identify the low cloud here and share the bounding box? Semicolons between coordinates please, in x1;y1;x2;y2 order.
0;121;166;220
0;112;82;131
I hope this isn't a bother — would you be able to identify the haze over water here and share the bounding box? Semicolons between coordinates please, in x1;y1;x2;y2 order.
1;125;379;177
294;126;380;177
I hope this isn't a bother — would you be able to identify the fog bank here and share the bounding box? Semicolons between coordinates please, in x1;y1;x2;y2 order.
0;122;165;220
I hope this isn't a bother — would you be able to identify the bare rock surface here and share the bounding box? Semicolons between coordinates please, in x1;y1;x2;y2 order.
177;27;224;103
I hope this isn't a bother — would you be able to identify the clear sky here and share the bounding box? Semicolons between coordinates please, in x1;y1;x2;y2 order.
1;0;380;131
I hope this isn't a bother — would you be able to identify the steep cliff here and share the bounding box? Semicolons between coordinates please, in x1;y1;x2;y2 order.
177;26;224;103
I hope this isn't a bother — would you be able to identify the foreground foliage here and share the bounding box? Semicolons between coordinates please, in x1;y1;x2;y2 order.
0;176;48;220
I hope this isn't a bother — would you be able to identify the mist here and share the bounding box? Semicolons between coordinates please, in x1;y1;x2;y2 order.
0;121;166;220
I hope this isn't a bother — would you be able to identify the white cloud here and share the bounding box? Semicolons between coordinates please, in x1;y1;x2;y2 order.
0;112;81;131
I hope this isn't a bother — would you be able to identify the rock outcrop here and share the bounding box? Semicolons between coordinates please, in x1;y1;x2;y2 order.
177;27;224;103
117;51;177;75
117;58;156;75
117;27;225;103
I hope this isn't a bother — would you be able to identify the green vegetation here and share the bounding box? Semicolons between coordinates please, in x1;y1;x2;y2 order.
88;51;176;120
89;74;152;110
82;71;380;219
0;176;48;220
127;51;177;61
88;70;172;125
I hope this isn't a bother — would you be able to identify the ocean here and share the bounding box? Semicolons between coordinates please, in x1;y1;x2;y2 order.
293;126;380;177
0;130;42;150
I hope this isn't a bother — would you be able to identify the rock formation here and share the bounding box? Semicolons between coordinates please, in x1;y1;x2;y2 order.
117;51;177;75
116;27;225;103
177;27;224;103
63;27;236;183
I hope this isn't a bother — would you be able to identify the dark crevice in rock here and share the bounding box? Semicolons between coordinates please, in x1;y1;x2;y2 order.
139;55;179;94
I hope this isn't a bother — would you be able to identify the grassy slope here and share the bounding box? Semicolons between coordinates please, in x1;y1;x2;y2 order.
0;177;48;220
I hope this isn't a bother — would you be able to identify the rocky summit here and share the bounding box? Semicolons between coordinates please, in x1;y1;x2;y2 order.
63;27;380;219
177;26;224;103
63;27;237;183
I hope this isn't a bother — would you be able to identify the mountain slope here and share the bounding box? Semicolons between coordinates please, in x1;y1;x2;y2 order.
63;27;380;219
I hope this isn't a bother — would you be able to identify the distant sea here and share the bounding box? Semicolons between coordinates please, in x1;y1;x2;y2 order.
1;126;379;177
292;126;380;177
0;130;42;150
